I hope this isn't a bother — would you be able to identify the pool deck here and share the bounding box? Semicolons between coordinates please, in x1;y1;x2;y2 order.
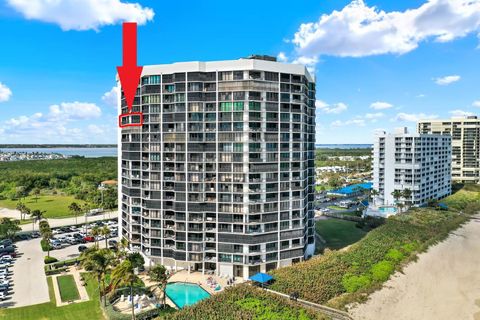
141;270;244;309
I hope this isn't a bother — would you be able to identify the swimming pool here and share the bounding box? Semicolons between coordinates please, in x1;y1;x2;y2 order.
378;206;397;213
165;282;211;309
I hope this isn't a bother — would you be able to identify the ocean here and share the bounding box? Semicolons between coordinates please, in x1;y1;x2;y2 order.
316;144;372;149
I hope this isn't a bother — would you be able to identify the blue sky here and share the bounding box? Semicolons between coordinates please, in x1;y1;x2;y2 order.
0;0;479;144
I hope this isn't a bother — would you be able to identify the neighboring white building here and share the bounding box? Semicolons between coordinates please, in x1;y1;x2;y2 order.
418;116;480;183
118;56;316;280
372;127;452;207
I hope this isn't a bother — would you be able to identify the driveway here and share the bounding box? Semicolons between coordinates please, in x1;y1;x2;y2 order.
0;238;50;308
52;236;119;261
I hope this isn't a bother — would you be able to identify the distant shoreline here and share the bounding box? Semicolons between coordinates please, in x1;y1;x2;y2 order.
0;144;117;148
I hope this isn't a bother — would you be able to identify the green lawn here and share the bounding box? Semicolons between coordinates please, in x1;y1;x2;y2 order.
57;275;80;302
0;195;86;219
316;218;368;250
0;273;103;320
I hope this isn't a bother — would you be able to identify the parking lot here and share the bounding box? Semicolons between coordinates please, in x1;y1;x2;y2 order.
0;218;119;308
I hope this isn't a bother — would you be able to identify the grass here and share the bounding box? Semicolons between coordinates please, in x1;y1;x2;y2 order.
0;195;86;219
316;218;368;250
57;275;80;302
0;273;104;320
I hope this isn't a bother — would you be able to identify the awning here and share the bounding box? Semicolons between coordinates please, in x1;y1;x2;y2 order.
249;272;273;284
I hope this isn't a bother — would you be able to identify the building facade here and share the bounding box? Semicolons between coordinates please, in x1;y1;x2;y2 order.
118;57;316;279
372;127;452;207
418;116;480;183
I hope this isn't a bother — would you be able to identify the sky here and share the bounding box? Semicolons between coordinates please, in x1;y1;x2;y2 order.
0;0;479;144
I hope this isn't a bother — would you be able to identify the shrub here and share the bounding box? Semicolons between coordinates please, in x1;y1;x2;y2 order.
342;274;371;293
44;256;58;264
401;242;418;254
370;260;394;282
385;248;404;263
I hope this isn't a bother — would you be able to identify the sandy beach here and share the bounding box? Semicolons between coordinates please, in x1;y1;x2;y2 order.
350;215;480;320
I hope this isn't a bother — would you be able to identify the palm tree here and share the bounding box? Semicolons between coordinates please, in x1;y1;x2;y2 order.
391;190;402;207
148;264;168;308
402;188;413;210
16;202;25;221
39;221;53;257
397;202;405;214
68;202;81;225
117;238;129;260
91;226;100;248
370;189;379;205
32;188;41;203
110;258;141;320
101;226;111;248
30;209;45;231
82;203;91;234
81;248;115;307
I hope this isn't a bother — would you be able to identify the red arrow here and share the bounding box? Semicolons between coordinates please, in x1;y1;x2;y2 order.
117;22;143;113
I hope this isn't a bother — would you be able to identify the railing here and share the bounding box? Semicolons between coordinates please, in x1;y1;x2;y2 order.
263;288;353;320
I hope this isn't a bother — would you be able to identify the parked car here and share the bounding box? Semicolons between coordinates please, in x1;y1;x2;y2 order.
108;239;117;246
78;245;88;253
30;231;41;238
0;291;7;300
83;236;95;242
0;251;16;258
0;269;8;277
0;255;12;263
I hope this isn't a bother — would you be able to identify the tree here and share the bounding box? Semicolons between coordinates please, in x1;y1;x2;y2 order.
370;189;379;204
82;203;91;234
397;202;405;214
32;187;41;203
39;220;53;257
110;259;141;320
81;248;115;307
68;202;82;225
148;264;169;308
30;209;46;231
91;226;100;248
127;252;145;270
391;190;402;207
16;202;26;221
101;226;111;248
0;218;21;240
402;188;413;210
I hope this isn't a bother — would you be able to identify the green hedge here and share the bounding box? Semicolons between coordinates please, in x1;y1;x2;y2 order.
44;258;80;275
44;256;58;264
163;285;327;320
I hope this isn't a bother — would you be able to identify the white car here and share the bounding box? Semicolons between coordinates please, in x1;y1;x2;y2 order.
0;269;8;276
0;291;6;300
0;279;9;287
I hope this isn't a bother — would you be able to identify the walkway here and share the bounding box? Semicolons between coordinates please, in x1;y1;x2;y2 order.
350;215;480;320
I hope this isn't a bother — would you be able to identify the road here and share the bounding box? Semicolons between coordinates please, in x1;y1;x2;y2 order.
0;208;118;231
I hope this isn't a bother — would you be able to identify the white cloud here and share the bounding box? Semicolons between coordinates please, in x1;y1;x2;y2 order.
316;100;348;114
394;112;438;122
6;0;154;31
277;52;288;62
0;82;12;102
331;119;366;127
102;87;119;107
49;102;101;120
364;112;385;119
434;75;461;85
416;94;426;98
370;101;393;110
473;100;480;107
449;109;475;117
291;0;480;58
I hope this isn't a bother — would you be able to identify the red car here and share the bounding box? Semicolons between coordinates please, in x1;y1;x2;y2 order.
83;236;95;242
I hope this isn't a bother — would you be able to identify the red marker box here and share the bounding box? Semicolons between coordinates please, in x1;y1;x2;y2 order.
118;112;144;128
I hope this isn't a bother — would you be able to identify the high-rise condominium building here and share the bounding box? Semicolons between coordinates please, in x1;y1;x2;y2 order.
119;56;316;279
372;127;452;207
418;116;480;183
